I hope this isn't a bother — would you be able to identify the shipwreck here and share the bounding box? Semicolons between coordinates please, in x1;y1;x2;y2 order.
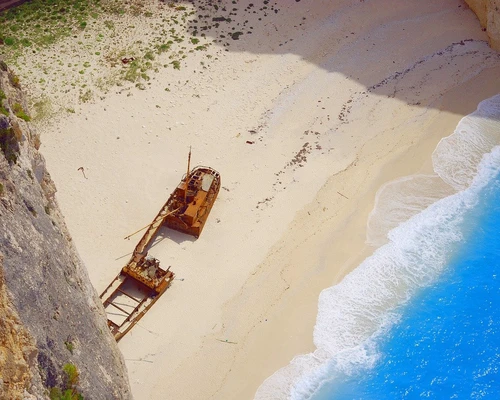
100;150;221;341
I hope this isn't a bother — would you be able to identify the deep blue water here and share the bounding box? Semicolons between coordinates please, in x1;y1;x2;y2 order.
314;172;500;399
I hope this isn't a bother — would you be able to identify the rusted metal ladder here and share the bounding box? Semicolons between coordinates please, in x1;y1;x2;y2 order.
103;285;143;316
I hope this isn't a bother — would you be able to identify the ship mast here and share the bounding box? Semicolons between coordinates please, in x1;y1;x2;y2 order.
184;146;191;204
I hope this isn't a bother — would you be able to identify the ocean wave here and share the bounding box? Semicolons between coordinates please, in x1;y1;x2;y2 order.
432;94;500;191
366;174;455;247
254;95;500;400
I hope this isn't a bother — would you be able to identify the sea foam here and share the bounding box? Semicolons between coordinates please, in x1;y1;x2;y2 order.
366;174;455;247
433;95;500;190
254;95;500;400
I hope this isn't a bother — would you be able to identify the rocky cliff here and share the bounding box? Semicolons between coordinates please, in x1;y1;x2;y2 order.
0;61;132;399
465;0;500;50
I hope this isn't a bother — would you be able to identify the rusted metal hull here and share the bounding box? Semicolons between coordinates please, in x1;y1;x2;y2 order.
100;267;174;341
100;192;178;341
163;166;221;238
100;162;220;341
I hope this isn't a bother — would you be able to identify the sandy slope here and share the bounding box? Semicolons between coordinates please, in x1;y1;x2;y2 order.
11;0;499;398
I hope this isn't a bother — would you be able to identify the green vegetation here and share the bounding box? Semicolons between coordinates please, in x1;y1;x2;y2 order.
63;364;79;388
0;0;216;111
103;20;114;30
12;102;30;121
171;60;181;70
0;0;105;54
123;59;140;82
49;363;83;400
32;96;52;120
78;89;92;103
0;126;19;164
64;340;74;354
0;0;203;60
0;89;8;116
8;70;20;88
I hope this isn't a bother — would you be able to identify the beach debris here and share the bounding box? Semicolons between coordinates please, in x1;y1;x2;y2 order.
290;142;311;167
77;166;87;179
230;31;243;40
246;140;255;144
337;191;349;199
256;196;274;210
125;358;154;363
216;339;238;344
137;324;159;336
121;57;135;64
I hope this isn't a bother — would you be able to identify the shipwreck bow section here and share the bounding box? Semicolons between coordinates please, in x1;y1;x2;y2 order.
164;166;221;238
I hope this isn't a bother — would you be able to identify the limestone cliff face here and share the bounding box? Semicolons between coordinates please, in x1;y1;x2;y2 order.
466;0;500;51
0;61;132;399
0;257;38;400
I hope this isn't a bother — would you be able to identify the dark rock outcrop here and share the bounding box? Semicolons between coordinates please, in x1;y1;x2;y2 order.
0;0;28;12
465;0;500;51
0;61;132;399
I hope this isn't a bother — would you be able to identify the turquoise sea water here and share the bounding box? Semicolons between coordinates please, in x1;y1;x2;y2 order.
313;167;500;400
309;95;500;400
255;95;500;400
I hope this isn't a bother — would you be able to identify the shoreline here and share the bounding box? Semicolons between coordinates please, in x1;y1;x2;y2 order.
242;65;500;400
4;0;499;398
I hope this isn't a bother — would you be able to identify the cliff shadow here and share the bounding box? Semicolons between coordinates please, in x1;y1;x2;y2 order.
171;0;500;118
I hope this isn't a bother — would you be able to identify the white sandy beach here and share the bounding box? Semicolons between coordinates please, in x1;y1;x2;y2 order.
8;0;499;398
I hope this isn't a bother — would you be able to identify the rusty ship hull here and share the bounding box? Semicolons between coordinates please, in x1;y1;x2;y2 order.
100;158;220;341
100;262;174;341
100;211;175;341
163;166;221;238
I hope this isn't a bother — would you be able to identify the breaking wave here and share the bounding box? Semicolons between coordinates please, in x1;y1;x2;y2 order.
254;95;500;400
